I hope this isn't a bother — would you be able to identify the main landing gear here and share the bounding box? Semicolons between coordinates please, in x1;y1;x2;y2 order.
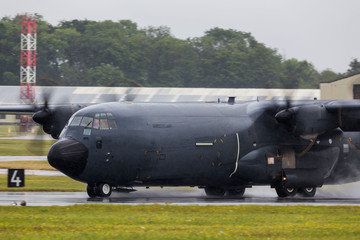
87;183;112;198
204;186;246;198
275;185;316;198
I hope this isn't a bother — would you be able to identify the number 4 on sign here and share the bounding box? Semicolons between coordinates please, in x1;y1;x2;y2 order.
8;169;25;188
11;170;21;186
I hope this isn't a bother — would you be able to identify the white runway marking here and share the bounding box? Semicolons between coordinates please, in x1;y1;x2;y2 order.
0;156;47;162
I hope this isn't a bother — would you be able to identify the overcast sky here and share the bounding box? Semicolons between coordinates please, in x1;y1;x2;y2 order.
1;0;359;73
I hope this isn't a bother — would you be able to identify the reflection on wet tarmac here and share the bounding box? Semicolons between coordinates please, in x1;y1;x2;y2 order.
2;185;360;206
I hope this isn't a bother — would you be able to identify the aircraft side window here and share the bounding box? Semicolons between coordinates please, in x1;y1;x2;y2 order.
100;119;109;130
80;117;93;128
69;116;82;126
93;118;100;129
108;119;118;129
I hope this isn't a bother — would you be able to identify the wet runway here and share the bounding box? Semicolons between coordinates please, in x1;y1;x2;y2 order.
3;184;360;206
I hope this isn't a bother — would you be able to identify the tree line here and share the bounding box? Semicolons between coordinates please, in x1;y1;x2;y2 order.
0;14;359;89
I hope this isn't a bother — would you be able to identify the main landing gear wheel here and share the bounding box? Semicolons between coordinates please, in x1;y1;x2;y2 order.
298;187;316;197
86;183;112;198
227;187;246;198
204;187;226;197
87;184;97;198
97;183;112;197
275;186;297;198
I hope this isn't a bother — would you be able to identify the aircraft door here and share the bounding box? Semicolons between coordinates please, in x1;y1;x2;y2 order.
206;133;238;180
95;136;115;164
89;113;119;179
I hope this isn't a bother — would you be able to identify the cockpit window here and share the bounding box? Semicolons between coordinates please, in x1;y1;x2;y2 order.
100;119;109;129
80;117;93;128
70;113;116;130
93;118;100;129
108;119;117;129
94;112;117;130
69;116;82;126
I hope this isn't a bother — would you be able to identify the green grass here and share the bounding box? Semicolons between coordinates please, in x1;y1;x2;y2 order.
0;125;45;137
0;125;20;137
0;139;55;156
0;161;54;170
0;174;85;192
0;205;359;239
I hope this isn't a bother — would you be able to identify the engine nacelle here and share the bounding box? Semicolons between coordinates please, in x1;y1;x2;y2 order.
282;169;324;188
276;104;338;138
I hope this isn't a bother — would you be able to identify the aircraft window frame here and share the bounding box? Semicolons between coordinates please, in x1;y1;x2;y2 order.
80;116;93;128
69;116;83;126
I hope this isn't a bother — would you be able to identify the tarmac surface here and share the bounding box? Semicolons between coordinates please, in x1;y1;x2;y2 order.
2;185;360;206
2;153;360;206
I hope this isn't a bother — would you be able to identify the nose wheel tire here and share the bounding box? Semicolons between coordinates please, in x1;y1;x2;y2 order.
87;183;112;198
298;187;316;197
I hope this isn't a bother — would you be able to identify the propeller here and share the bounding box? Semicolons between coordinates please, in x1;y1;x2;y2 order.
31;88;85;139
274;97;296;132
275;106;297;132
274;98;338;139
32;90;52;134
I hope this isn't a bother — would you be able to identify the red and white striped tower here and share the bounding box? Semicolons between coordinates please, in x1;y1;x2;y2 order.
20;14;37;103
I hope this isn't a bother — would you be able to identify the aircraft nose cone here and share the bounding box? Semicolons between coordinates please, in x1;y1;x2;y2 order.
48;138;88;178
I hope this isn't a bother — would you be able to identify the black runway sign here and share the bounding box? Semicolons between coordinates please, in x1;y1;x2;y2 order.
8;169;25;188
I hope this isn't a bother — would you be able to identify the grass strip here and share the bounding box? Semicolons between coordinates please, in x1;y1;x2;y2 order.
0;174;85;192
0;205;359;239
0;161;55;171
0;125;20;137
0;125;46;138
0;139;55;156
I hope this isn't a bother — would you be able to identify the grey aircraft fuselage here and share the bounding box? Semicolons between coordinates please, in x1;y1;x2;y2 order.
47;100;360;196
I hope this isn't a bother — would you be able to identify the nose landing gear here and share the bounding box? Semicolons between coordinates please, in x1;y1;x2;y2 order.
87;183;112;198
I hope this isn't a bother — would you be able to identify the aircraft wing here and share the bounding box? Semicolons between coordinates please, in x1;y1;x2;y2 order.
0;103;87;139
325;99;360;112
325;100;360;131
0;105;36;115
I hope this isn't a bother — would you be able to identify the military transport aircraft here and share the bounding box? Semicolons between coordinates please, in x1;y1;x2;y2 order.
2;96;360;198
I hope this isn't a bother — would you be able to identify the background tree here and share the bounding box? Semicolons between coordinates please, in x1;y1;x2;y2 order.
0;15;357;88
144;26;199;87
347;58;360;75
280;59;320;89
